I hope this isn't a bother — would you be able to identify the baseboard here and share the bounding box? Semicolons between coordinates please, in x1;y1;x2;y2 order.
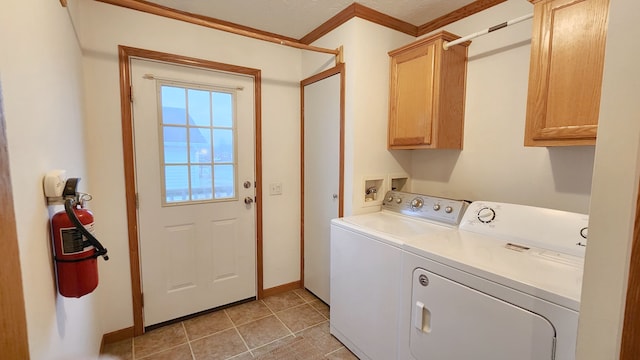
262;280;301;298
101;326;134;351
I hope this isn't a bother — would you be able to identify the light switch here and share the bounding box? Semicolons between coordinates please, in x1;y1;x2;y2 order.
269;182;282;195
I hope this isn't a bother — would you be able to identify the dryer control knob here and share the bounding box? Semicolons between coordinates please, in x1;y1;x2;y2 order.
433;204;441;211
410;197;424;210
445;206;453;213
477;207;496;223
386;196;394;202
395;198;402;204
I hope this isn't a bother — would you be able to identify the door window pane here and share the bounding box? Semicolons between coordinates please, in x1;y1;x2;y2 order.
213;129;234;163
188;89;211;126
191;165;213;200
214;165;235;199
190;128;211;164
165;166;189;202
163;127;188;163
159;83;237;204
161;86;186;125
212;92;233;127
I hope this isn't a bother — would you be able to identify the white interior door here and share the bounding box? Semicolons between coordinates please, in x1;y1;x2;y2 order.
303;71;341;304
131;59;256;326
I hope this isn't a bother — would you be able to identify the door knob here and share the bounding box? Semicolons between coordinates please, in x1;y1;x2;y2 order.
244;197;254;205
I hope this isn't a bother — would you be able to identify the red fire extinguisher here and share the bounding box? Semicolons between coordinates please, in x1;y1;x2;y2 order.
51;178;108;298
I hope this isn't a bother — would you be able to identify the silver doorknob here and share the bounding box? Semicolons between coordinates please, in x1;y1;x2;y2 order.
244;197;254;204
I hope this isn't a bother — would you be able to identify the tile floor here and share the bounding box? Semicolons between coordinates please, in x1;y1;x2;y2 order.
102;288;358;360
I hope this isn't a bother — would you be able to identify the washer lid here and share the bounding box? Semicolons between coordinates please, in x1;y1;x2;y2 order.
332;211;455;248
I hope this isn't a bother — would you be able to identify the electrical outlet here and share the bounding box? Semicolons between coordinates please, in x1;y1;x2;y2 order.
269;182;282;195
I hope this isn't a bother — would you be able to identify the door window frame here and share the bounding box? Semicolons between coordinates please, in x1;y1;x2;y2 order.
118;45;263;336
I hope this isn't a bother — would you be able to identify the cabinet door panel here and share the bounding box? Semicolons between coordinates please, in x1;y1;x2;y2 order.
525;0;609;146
388;31;467;149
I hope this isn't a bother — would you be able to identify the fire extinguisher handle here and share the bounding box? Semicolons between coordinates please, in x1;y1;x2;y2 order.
64;198;109;261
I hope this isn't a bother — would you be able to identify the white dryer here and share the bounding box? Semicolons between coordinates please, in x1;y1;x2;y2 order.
330;191;468;360
399;201;588;360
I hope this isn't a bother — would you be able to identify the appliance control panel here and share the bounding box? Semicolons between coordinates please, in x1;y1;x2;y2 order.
382;191;469;226
460;201;589;258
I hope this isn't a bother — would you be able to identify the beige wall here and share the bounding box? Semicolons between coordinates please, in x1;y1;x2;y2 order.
0;0;102;358
2;0;635;357
411;0;593;214
576;0;640;356
303;18;414;216
76;1;305;333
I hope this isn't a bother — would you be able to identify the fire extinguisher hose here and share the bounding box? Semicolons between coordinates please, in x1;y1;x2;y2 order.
63;198;109;261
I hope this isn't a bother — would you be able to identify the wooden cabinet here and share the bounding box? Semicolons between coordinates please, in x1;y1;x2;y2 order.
388;31;469;149
525;0;610;146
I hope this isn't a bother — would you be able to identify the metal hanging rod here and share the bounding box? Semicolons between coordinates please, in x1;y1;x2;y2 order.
443;13;533;50
142;74;245;91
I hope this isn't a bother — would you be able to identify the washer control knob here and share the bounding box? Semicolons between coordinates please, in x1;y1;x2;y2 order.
410;197;424;210
445;206;453;213
395;198;402;204
477;207;496;223
386;196;394;202
433;204;441;211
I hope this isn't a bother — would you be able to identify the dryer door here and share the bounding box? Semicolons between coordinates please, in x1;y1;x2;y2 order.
410;268;556;360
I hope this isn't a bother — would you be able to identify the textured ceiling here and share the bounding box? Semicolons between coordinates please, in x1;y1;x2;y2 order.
144;0;477;39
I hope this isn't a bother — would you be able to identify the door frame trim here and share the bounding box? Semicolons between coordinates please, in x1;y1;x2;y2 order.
299;64;346;288
0;81;30;359
118;45;263;335
621;177;640;358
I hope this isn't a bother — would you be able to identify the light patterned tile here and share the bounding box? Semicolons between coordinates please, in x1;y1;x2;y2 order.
190;328;248;360
225;300;273;326
101;338;132;360
293;288;319;303
276;304;326;333
262;291;305;312
133;323;188;359
250;335;296;358
227;351;254;360
325;347;359;359
137;343;193;360
183;310;233;340
236;315;291;349
295;321;343;355
309;300;330;319
253;337;324;360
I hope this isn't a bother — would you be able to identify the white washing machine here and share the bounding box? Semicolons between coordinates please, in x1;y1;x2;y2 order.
330;191;468;360
399;201;588;360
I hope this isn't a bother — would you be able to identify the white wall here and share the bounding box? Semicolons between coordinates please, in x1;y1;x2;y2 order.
0;0;102;358
303;18;415;216
411;0;593;214
76;0;305;333
576;0;640;356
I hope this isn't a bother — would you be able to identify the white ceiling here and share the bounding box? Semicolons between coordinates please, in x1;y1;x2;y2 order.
145;0;477;39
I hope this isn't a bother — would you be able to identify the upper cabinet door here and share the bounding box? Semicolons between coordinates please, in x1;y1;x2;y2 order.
525;0;610;147
388;31;469;150
389;42;436;148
